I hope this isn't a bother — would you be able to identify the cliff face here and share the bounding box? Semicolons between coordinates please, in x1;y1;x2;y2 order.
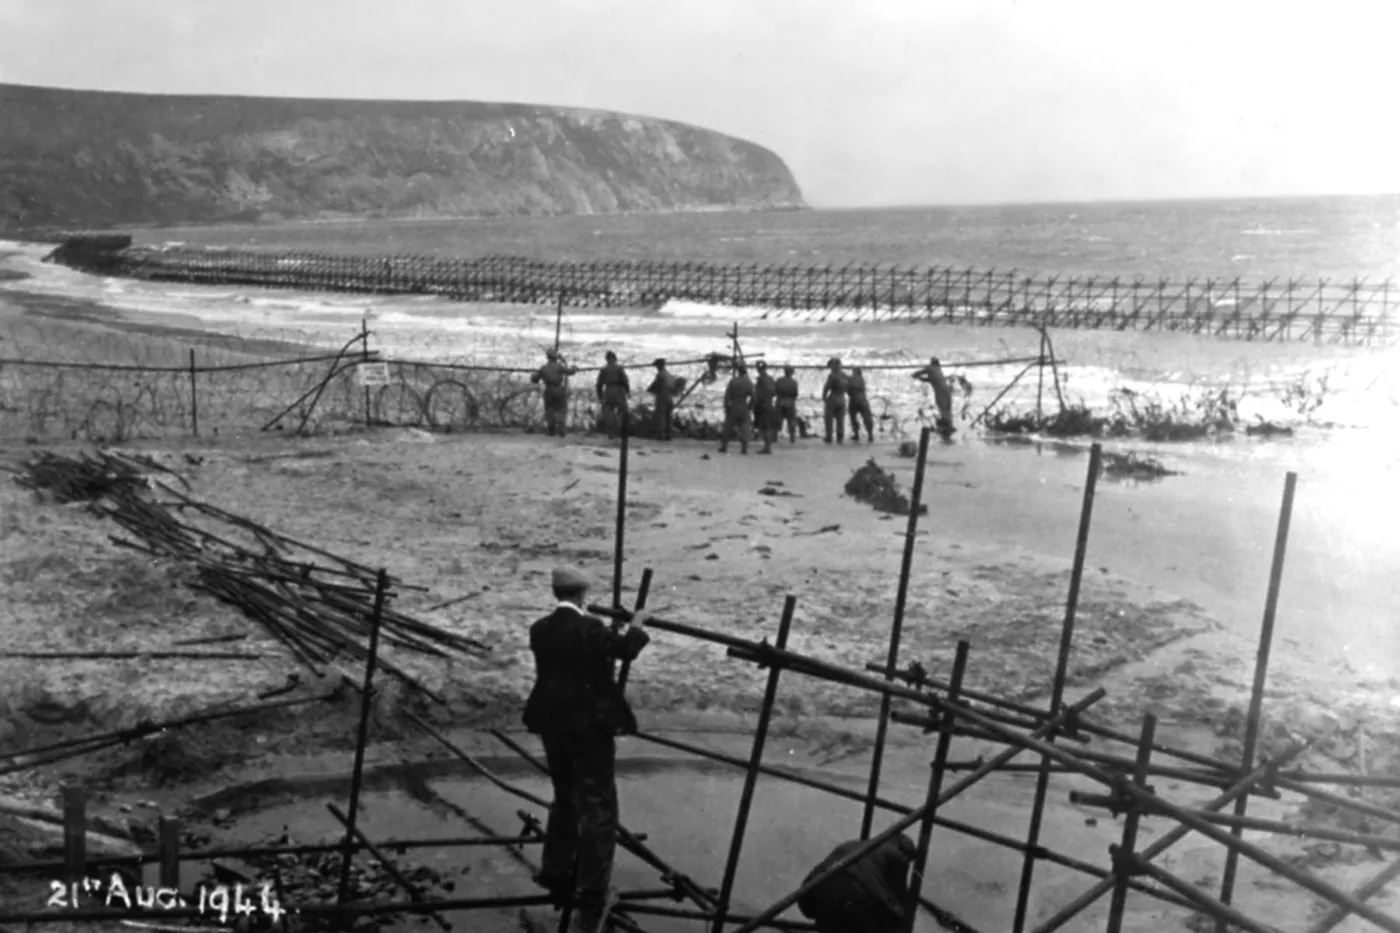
0;83;806;232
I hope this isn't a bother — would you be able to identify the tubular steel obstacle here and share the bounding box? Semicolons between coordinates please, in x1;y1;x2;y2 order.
3;429;1400;932
46;238;1400;346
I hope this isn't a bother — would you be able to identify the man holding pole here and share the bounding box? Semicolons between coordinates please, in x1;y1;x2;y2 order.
797;834;920;933
524;568;652;933
911;357;955;437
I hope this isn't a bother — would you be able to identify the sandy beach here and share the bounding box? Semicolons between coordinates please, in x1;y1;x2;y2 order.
3;265;1400;932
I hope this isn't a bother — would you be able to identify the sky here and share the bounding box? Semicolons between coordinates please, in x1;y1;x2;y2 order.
1;0;1397;208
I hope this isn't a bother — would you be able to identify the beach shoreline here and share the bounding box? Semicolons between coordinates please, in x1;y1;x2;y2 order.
3;240;1400;931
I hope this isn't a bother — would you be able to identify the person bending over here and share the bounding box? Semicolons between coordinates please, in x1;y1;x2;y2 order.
798;834;920;933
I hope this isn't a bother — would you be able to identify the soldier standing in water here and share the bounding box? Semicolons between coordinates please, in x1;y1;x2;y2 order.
822;358;850;444
719;364;755;455
775;365;801;443
531;349;579;437
911;356;955;437
645;358;675;441
847;366;875;444
753;361;779;454
595;351;630;438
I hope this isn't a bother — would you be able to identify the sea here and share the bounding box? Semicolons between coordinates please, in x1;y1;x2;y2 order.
2;193;1400;674
8;194;1399;453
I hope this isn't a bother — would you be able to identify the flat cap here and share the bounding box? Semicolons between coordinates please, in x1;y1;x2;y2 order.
552;567;590;592
653;357;667;367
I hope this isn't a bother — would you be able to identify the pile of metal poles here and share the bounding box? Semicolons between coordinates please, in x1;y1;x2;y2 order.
11;450;488;698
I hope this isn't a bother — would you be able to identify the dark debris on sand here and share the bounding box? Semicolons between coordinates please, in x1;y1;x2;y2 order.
844;459;927;516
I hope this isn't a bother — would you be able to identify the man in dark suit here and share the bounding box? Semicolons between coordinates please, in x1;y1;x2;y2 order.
798;834;920;933
524;568;651;933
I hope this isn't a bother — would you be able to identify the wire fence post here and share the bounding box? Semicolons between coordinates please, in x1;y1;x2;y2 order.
1215;472;1297;928
361;318;372;428
336;568;390;913
188;348;199;437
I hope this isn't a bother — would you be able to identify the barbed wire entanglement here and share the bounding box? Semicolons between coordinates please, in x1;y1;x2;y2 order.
46;235;1400;346
0;310;1053;443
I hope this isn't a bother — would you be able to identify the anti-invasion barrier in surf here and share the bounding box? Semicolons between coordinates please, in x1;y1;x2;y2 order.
47;234;1400;345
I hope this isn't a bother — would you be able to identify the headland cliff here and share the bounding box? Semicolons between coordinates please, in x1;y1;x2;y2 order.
0;83;807;232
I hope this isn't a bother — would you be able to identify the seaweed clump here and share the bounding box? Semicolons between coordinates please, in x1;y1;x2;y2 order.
844;459;928;516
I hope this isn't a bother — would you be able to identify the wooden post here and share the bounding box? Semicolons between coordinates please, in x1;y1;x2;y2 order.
1011;444;1103;933
158;816;181;889
188;348;199;437
336;569;390;910
901;640;971;933
612;411;630;611
360;318;372;428
712;595;799;933
1215;473;1297;928
62;786;86;885
861;427;933;838
1106;715;1158;933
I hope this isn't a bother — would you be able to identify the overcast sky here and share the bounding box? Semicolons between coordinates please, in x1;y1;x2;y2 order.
2;0;1396;207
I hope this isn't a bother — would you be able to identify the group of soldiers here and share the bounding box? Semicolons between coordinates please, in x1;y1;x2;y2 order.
531;348;959;450
524;567;927;933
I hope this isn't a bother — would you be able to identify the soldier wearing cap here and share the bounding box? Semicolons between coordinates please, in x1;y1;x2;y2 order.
524;568;651;932
911;356;955;436
595;351;631;439
846;366;875;444
532;348;579;437
775;365;801;443
719;362;755;455
752;361;779;455
645;358;675;441
797;834;921;933
822;357;850;444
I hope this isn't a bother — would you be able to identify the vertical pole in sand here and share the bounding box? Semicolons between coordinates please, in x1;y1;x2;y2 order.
1011;442;1103;933
612;412;630;611
860;425;933;839
61;786;86;886
616;567;653;693
712;595;799;933
1106;714;1157;933
360;318;372;429
336;568;389;912
1035;329;1046;426
188;349;199;438
554;290;565;356
902;640;970;933
1215;472;1297;929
